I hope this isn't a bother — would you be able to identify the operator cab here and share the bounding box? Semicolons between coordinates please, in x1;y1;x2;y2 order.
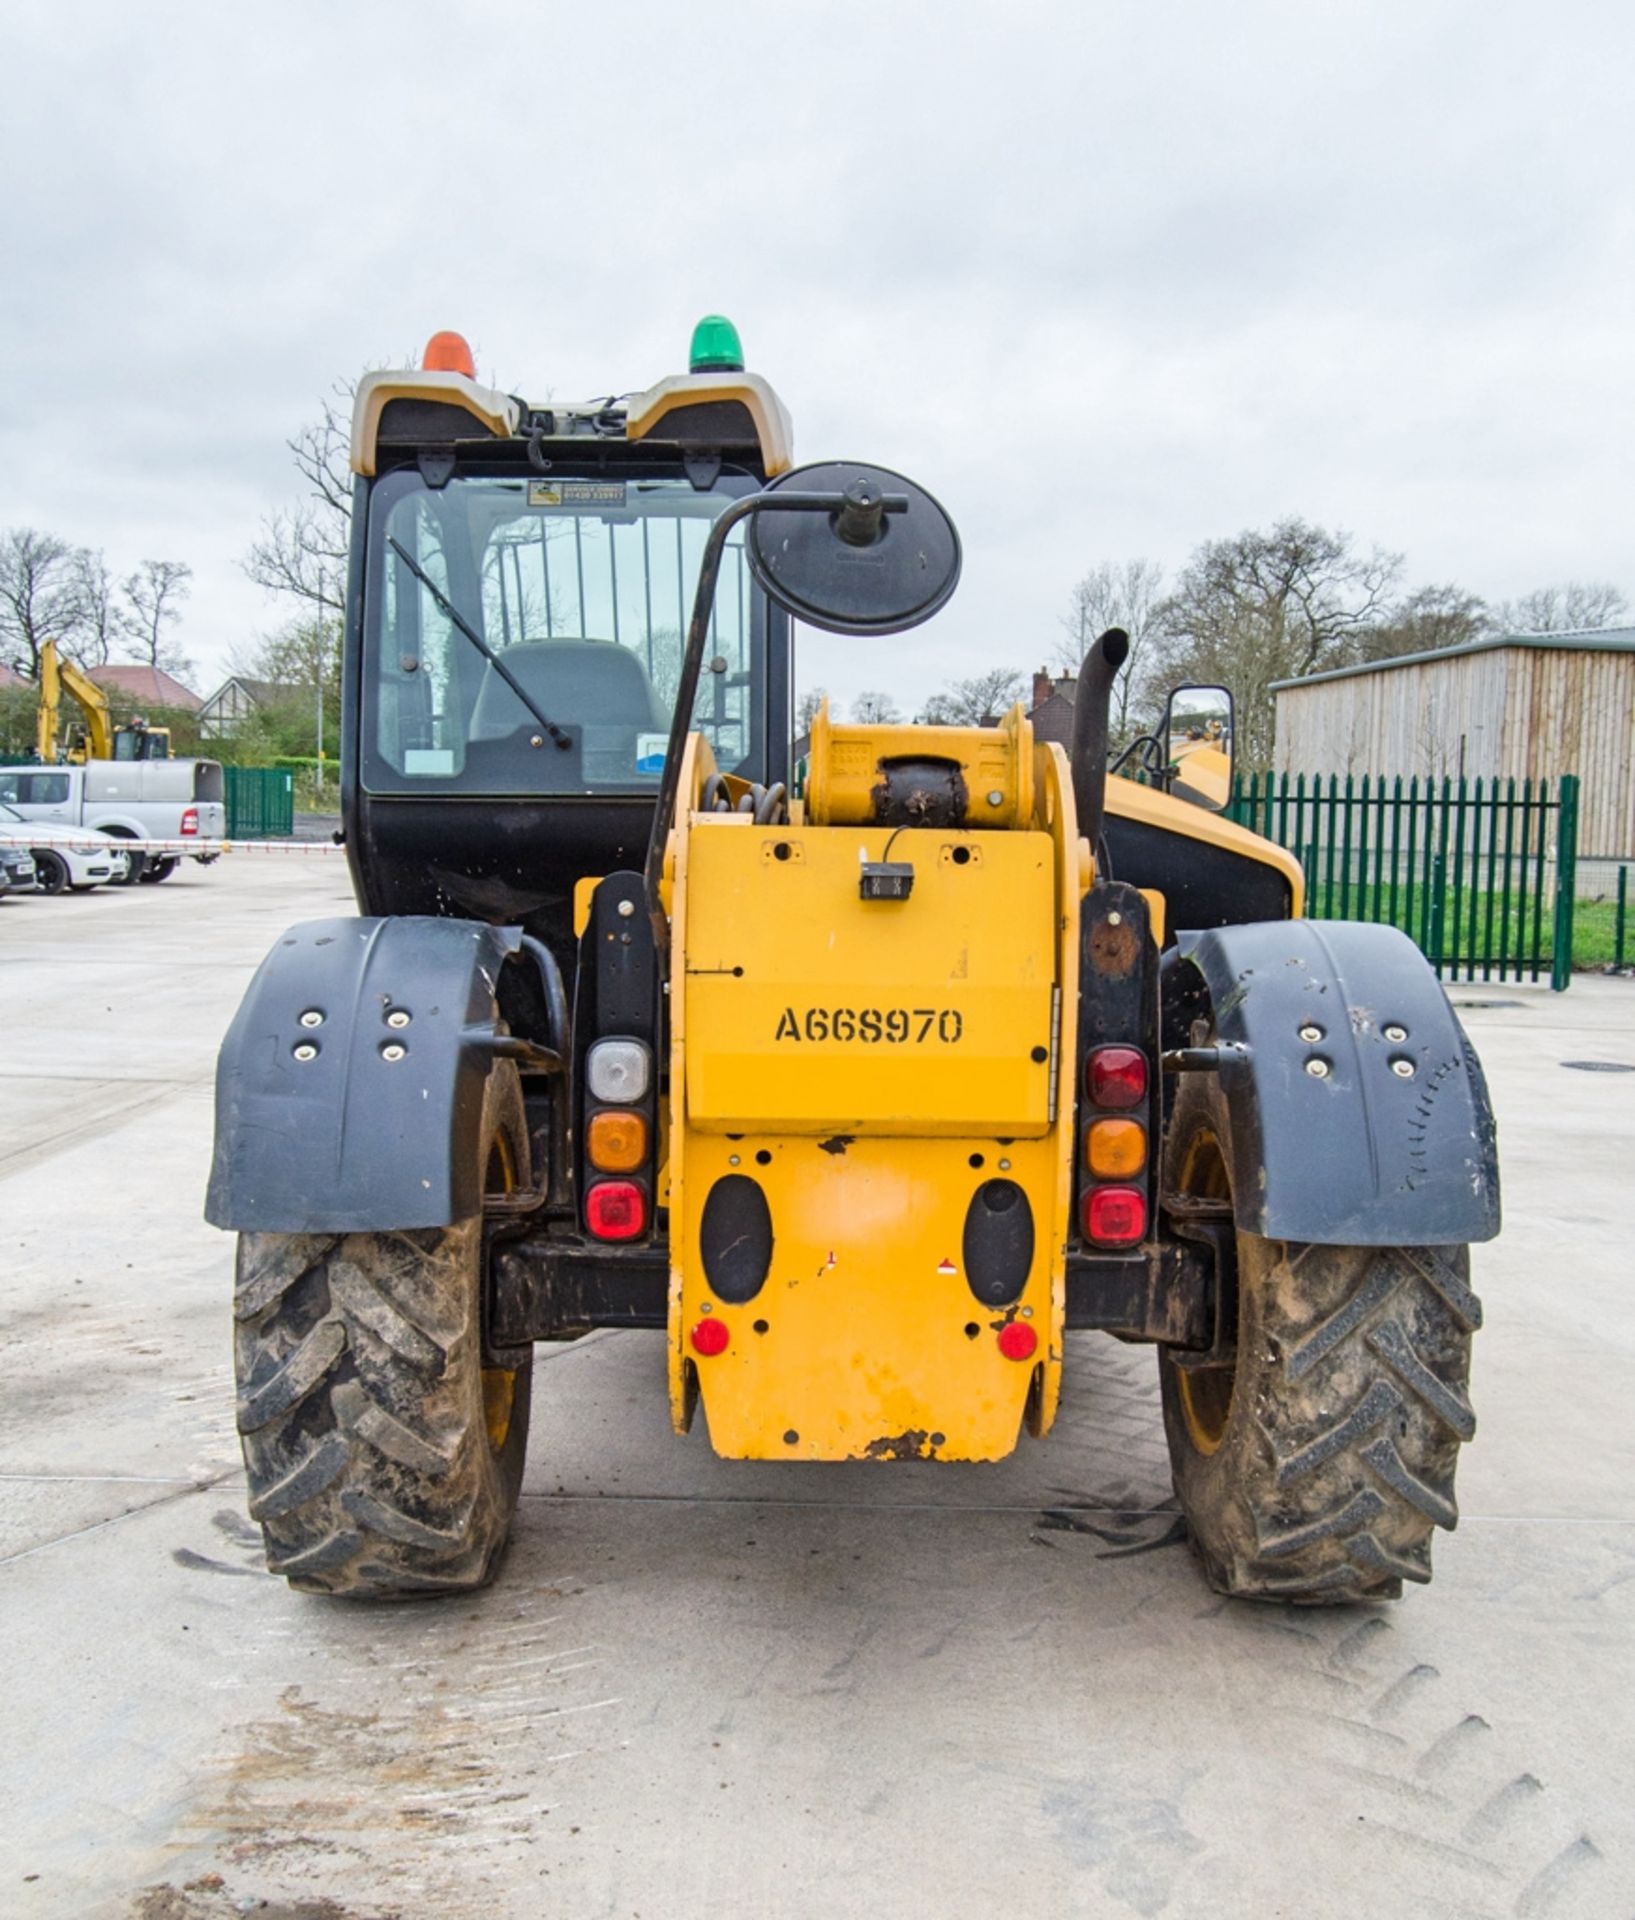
343;321;795;963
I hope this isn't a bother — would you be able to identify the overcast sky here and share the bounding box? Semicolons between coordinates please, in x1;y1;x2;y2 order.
1;0;1629;716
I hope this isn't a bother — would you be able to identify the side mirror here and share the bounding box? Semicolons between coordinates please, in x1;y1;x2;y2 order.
745;461;961;635
644;460;960;941
1163;683;1234;811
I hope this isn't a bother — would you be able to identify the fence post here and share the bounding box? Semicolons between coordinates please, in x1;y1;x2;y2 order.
1617;864;1629;972
1550;774;1580;991
1427;853;1447;975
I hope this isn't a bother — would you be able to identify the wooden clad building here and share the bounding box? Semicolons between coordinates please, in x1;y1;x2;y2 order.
1273;629;1635;858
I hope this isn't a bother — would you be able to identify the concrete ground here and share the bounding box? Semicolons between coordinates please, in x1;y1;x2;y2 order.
3;855;1633;1920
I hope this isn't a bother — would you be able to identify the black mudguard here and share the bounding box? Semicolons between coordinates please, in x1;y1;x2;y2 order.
207;916;521;1234
1167;920;1500;1246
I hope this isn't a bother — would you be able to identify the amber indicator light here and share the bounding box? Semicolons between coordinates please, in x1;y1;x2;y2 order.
1086;1117;1146;1178
587;1109;648;1173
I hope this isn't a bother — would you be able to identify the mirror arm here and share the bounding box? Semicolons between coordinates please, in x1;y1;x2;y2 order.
640;490;906;951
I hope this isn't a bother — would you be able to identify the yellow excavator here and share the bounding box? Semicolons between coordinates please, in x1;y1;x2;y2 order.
35;640;172;764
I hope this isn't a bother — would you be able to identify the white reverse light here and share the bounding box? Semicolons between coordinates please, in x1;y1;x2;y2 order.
587;1038;651;1104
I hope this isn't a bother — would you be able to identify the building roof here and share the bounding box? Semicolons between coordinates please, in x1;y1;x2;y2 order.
88;663;202;710
1270;626;1635;693
200;675;303;709
0;662;26;688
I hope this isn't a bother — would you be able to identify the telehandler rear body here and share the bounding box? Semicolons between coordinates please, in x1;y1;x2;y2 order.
209;322;1498;1604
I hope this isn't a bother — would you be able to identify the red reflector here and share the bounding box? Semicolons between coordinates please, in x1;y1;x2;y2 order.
997;1321;1038;1362
180;807;199;836
1083;1185;1148;1247
422;329;477;377
1087;1045;1147;1109
690;1317;729;1357
585;1180;646;1241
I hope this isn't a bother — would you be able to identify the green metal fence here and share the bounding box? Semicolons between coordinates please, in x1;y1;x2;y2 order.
224;766;295;839
1228;772;1582;990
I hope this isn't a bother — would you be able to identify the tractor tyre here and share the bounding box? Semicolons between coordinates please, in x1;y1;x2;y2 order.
138;856;178;884
33;850;69;895
233;1063;534;1598
1158;1073;1481;1603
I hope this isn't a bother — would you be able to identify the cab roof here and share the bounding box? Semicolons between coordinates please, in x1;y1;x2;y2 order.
350;363;794;480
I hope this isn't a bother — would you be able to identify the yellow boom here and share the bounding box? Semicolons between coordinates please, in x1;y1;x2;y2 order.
37;640;113;762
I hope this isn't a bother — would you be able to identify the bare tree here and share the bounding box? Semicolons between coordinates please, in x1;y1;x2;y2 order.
795;685;832;733
1055;557;1166;741
1151;518;1404;769
0;528;87;678
1491;580;1629;634
69;550;123;668
244;385;357;619
851;689;902;725
918;668;1025;726
1358;583;1491;663
121;559;194;675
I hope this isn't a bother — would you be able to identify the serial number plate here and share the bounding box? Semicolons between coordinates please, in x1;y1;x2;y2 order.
774;1006;965;1044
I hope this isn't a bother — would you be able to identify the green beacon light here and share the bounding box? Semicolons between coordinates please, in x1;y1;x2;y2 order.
689;314;744;374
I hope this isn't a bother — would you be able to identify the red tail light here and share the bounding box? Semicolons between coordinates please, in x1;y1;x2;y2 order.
1086;1045;1147;1108
180;807;199;836
585;1180;646;1241
1083;1185;1148;1247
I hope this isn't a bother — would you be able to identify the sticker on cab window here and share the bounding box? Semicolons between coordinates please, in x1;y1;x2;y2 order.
635;733;668;774
528;480;627;508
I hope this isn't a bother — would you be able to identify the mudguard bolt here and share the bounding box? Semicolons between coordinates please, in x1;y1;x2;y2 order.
386;1009;410;1029
299;1009;323;1028
293;1043;318;1062
1305;1057;1330;1079
617;898;635;918
1391;1058;1415;1078
1299;1023;1323;1043
382;1043;406;1062
1384;1023;1408;1042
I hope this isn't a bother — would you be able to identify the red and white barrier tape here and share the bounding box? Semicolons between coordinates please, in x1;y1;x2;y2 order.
3;836;345;856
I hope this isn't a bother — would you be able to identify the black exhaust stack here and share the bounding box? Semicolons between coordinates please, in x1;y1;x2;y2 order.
1070;626;1130;855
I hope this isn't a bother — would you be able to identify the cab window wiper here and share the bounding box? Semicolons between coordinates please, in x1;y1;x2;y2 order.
387;536;572;750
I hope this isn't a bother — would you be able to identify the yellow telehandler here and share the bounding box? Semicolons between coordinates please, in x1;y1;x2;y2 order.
208;320;1498;1605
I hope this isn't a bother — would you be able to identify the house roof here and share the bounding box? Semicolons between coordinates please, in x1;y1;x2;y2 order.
88;663;202;710
200;675;302;709
0;662;26;688
1270;626;1635;693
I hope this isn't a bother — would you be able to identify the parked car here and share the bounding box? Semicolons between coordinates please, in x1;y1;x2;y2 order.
0;759;224;883
0;802;131;893
0;843;37;899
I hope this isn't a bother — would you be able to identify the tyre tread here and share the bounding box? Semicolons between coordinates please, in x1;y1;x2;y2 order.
233;1065;532;1599
1161;1076;1480;1604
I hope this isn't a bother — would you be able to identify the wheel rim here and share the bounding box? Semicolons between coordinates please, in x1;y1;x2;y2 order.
480;1131;520;1453
1172;1124;1238;1456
